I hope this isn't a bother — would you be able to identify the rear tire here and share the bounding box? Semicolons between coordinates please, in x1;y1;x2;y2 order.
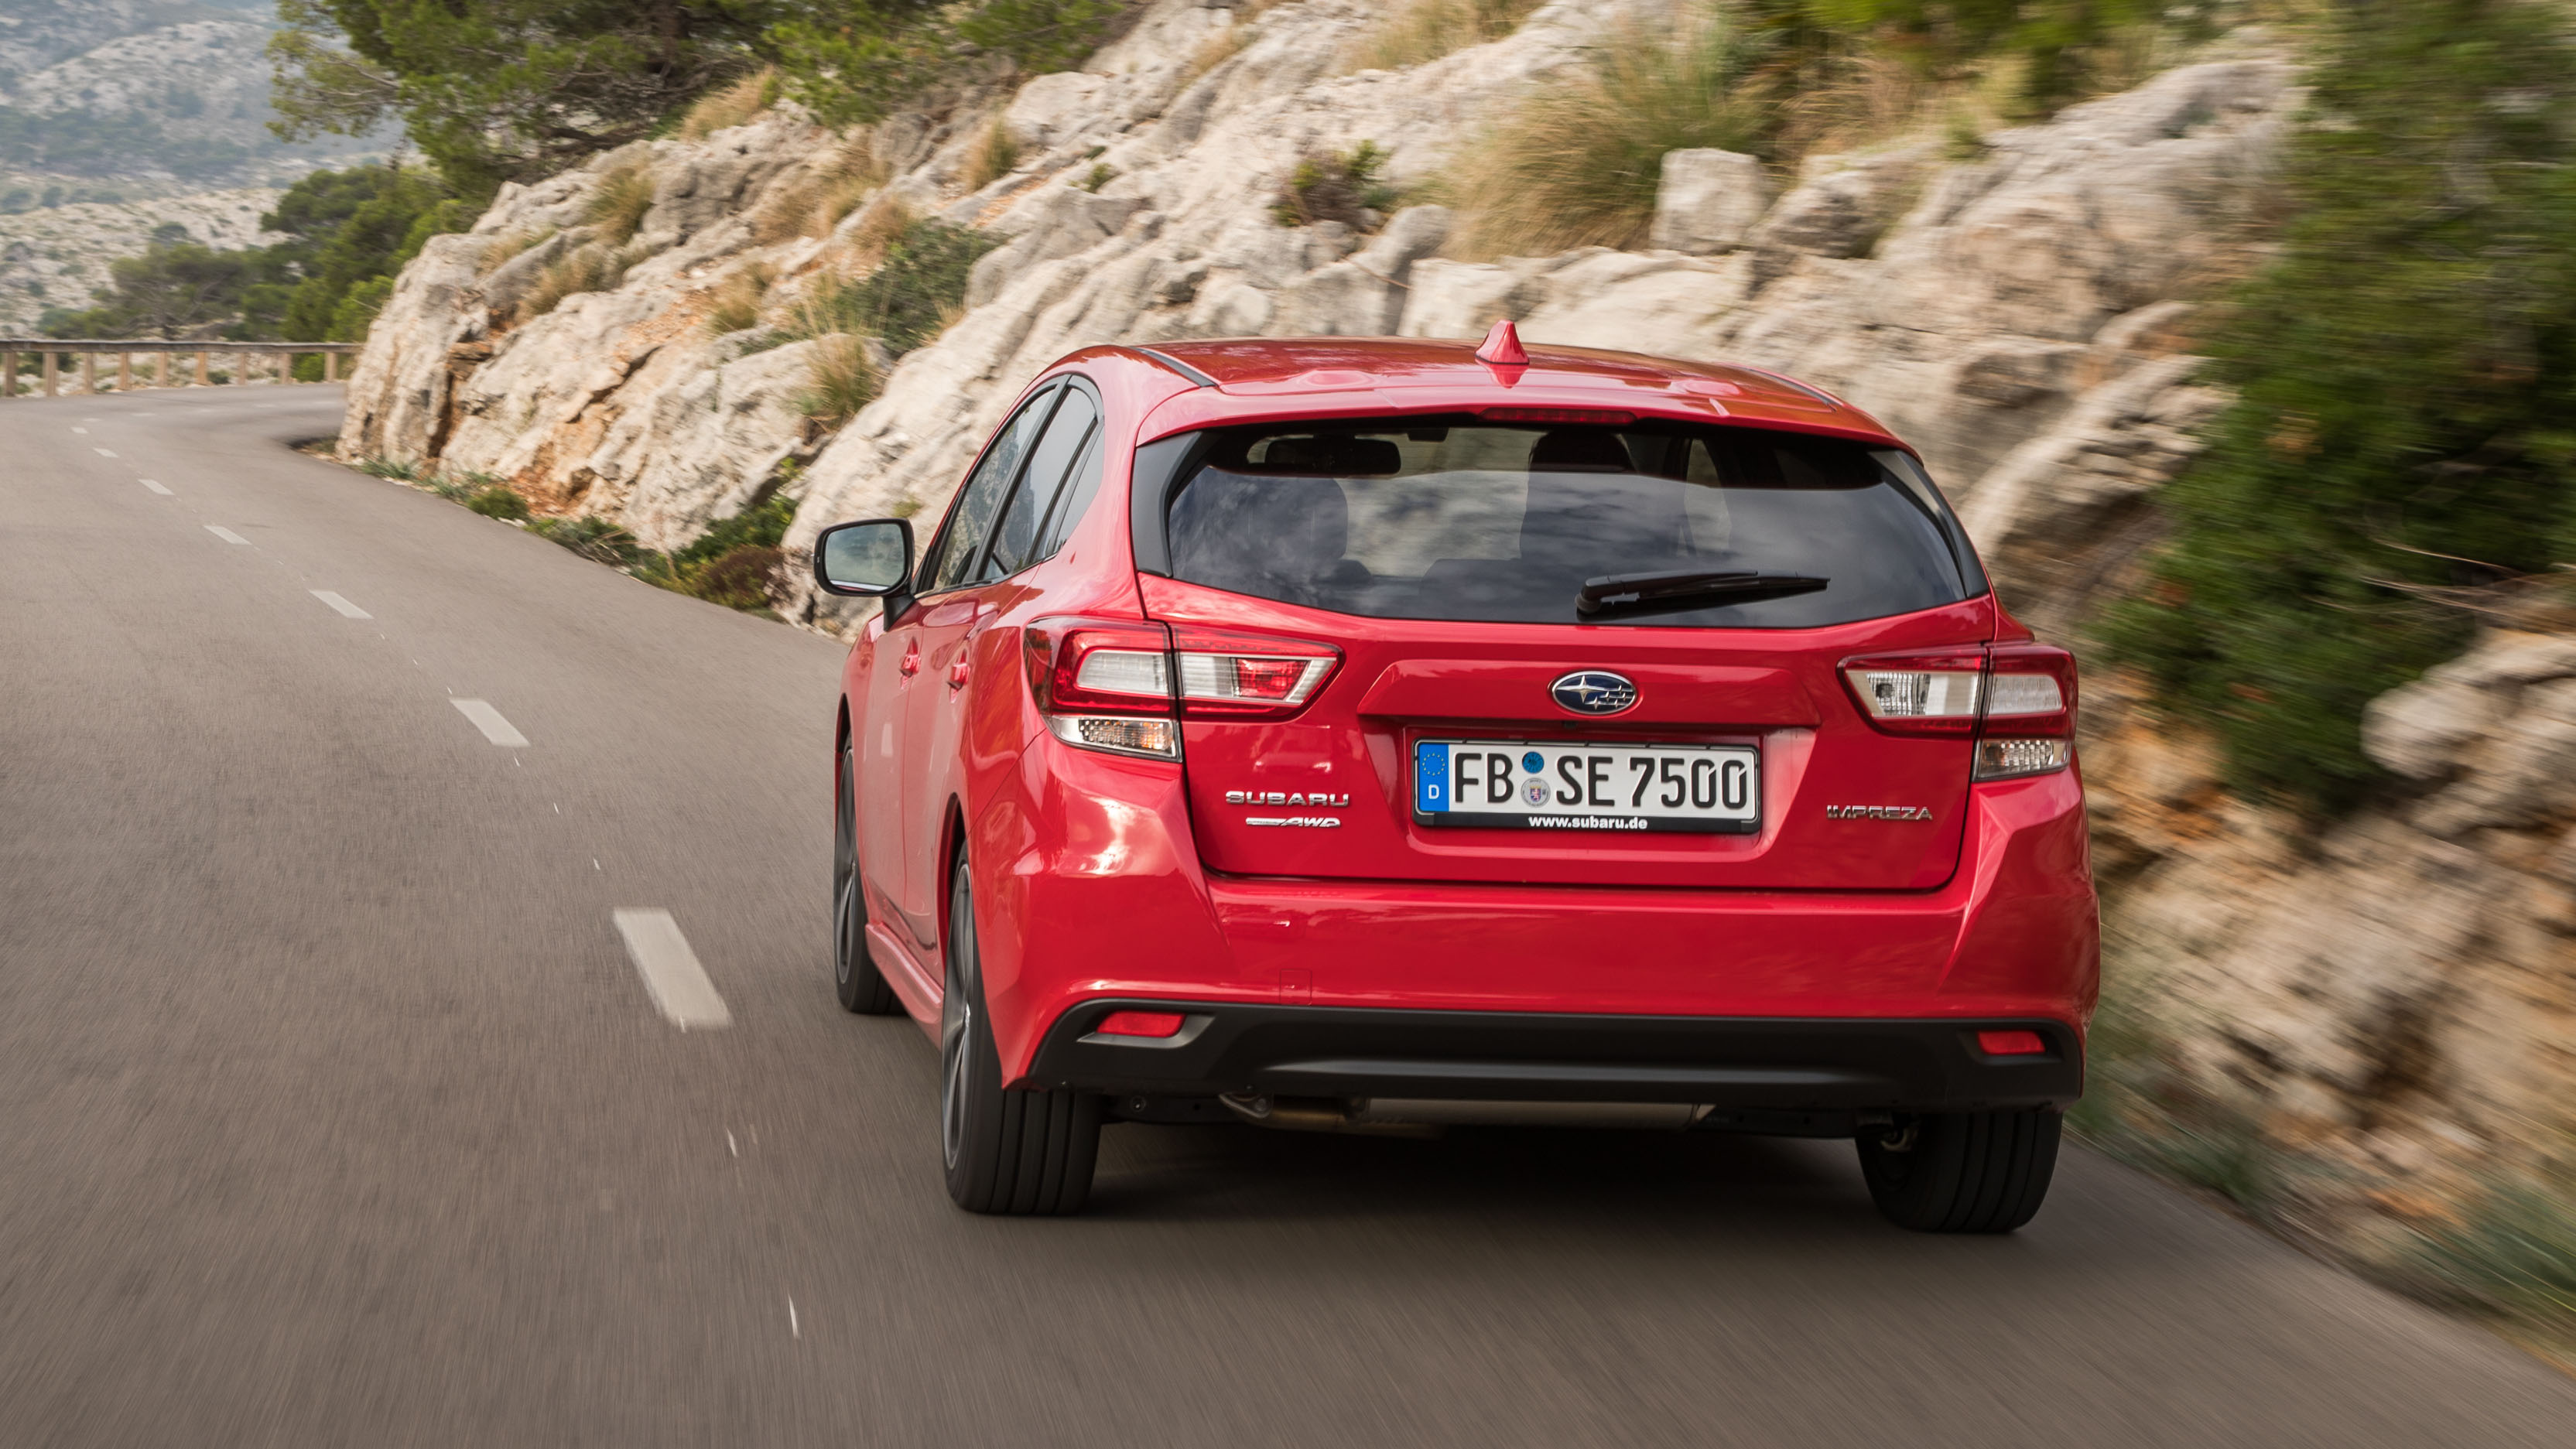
833;736;898;1015
939;850;1100;1215
1856;1109;2061;1233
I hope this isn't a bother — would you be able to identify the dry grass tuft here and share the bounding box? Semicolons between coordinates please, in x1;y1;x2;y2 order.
1183;23;1247;85
1340;0;1542;73
798;332;881;425
584;164;656;246
1444;9;1767;259
838;191;917;264
809;136;888;238
958;116;1021;193
679;68;779;140
476;226;556;276
750;173;824;246
518;244;636;322
703;262;775;336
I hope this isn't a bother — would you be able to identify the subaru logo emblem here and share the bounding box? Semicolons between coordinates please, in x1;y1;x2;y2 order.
1550;671;1637;716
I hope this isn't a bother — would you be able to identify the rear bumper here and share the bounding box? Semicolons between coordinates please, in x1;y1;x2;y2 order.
1025;1003;2082;1115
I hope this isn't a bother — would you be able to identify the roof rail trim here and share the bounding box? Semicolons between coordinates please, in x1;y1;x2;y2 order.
1134;347;1219;388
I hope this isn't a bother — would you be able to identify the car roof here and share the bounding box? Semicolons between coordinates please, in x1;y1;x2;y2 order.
1105;336;1901;446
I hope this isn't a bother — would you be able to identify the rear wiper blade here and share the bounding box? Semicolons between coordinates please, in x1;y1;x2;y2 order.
1575;569;1829;618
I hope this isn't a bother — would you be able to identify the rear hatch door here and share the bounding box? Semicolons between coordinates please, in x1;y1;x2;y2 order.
1141;417;1993;891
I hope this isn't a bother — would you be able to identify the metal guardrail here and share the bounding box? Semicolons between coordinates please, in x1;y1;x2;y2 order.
0;339;367;397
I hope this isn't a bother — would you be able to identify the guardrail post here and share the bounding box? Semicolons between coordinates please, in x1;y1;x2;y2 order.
277;350;291;385
324;351;340;383
234;350;248;386
80;353;95;393
3;350;15;398
195;350;208;385
118;353;132;391
43;351;56;397
156;353;170;388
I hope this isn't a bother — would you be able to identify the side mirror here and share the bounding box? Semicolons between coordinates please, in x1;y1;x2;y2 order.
813;518;913;597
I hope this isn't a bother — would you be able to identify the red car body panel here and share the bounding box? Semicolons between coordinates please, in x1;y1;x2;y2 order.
835;338;2099;1095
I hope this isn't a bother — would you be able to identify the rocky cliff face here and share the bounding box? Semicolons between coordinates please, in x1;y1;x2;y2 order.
340;0;2573;1229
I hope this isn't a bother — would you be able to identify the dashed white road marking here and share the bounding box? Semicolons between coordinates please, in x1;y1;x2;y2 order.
70;427;87;435
310;590;371;619
611;908;732;1030
139;479;172;495
789;1299;799;1339
205;525;249;545
94;448;118;458
450;699;529;747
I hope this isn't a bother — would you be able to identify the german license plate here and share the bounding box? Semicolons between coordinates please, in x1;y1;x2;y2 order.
1412;740;1760;833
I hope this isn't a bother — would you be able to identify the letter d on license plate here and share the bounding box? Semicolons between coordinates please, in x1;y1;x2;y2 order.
1414;740;1760;833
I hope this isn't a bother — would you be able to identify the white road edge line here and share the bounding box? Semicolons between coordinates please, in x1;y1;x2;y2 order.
205;525;250;545
611;908;732;1030
140;479;172;494
310;590;371;619
449;699;529;747
94;448;118;458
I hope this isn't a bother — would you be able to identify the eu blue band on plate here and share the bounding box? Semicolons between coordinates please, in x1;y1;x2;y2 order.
1415;743;1448;812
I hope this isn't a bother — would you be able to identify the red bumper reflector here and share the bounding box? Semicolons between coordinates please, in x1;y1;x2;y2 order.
1096;1010;1187;1039
1976;1029;2048;1056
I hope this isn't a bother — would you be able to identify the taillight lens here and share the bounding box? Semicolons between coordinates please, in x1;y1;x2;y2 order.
1024;617;1179;760
1838;643;2078;779
1976;642;2076;781
1839;651;1986;736
1170;627;1340;719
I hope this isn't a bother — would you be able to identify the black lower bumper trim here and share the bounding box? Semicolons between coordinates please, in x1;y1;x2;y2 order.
1025;1003;2081;1113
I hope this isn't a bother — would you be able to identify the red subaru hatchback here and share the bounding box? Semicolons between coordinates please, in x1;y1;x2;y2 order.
813;326;2096;1232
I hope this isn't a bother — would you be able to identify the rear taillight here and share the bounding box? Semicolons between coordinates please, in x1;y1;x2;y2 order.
1170;627;1340;719
1976;643;2076;781
1025;617;1179;760
1838;643;2077;780
1023;620;1341;758
1839;651;1987;736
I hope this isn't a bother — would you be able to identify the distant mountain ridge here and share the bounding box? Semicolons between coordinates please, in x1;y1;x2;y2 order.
0;0;378;189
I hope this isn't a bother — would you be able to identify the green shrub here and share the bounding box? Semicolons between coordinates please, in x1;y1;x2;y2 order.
774;1;1124;130
2099;0;2576;815
2403;1180;2576;1327
1271;142;1400;230
674;490;796;570
465;484;530;520
529;515;643;566
797;219;994;354
688;544;787;610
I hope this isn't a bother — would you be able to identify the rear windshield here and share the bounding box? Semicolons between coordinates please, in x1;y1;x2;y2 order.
1164;421;1980;629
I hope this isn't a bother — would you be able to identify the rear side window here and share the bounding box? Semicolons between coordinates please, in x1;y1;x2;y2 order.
921;381;1059;593
1165;421;1976;628
981;384;1099;581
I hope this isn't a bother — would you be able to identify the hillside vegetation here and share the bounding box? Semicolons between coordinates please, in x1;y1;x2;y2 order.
2104;0;2576;812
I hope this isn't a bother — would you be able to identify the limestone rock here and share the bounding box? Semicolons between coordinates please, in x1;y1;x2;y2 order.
1749;145;1931;279
1648;149;1771;255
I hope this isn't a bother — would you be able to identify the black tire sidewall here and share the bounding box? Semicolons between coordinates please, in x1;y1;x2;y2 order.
1858;1109;2062;1234
940;858;1010;1209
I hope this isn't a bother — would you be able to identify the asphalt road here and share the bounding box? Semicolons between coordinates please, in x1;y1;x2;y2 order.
5;385;2573;1447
